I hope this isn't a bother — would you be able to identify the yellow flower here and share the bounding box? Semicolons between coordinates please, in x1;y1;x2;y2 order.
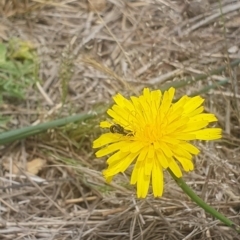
93;88;222;198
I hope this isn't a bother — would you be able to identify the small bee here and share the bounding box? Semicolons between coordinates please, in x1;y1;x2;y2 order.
110;124;133;136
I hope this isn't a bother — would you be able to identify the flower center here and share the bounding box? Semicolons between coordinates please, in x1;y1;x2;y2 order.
140;123;162;144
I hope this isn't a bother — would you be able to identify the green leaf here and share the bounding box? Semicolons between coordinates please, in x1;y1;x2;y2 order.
0;43;7;63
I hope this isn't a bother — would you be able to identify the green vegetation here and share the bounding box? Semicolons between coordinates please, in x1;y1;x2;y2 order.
0;38;38;129
0;38;37;100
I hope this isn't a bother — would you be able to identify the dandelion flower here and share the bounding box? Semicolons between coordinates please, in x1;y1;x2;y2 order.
93;88;222;198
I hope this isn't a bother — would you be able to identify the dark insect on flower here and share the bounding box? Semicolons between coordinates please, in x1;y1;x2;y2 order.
110;124;133;136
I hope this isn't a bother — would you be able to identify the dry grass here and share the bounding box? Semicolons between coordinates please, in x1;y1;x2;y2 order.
1;0;240;239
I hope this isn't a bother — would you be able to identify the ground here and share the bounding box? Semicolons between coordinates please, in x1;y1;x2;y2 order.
1;0;240;239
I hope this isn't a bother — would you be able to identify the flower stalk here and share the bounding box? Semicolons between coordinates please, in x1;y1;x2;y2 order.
168;168;240;233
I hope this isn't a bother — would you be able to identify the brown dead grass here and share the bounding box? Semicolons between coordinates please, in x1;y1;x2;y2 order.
1;0;240;239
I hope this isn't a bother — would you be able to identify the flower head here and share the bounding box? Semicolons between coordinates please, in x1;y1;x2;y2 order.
93;88;221;198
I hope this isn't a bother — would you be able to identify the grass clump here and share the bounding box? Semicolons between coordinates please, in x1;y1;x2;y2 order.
0;38;37;100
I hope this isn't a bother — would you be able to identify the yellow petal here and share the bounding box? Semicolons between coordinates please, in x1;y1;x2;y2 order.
156;150;169;168
189;113;217;123
194;128;222;140
107;108;129;126
147;144;155;158
95;141;126;157
143;88;151;99
175;156;194;171
183;121;209;132
186;106;204;117
131;160;142;184
105;152;138;176
106;151;129;164
165;117;189;134
183;96;204;113
93;133;120;148
161;136;180;145
137;147;149;161
172;95;189;112
152;160;163;197
130;141;144;153
172;145;192;159
177;142;200;155
159;141;172;157
160;88;174;115
137;162;150;198
170;133;196;140
151;89;162;103
112;93;129;108
144;157;153;176
100;121;112;128
168;160;182;178
103;174;113;183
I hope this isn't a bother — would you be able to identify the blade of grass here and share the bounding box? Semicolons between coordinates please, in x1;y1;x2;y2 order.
188;79;228;97
161;59;240;91
0;108;106;145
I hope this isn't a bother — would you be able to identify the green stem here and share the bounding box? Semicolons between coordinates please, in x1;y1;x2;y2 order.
0;108;106;145
168;169;240;232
